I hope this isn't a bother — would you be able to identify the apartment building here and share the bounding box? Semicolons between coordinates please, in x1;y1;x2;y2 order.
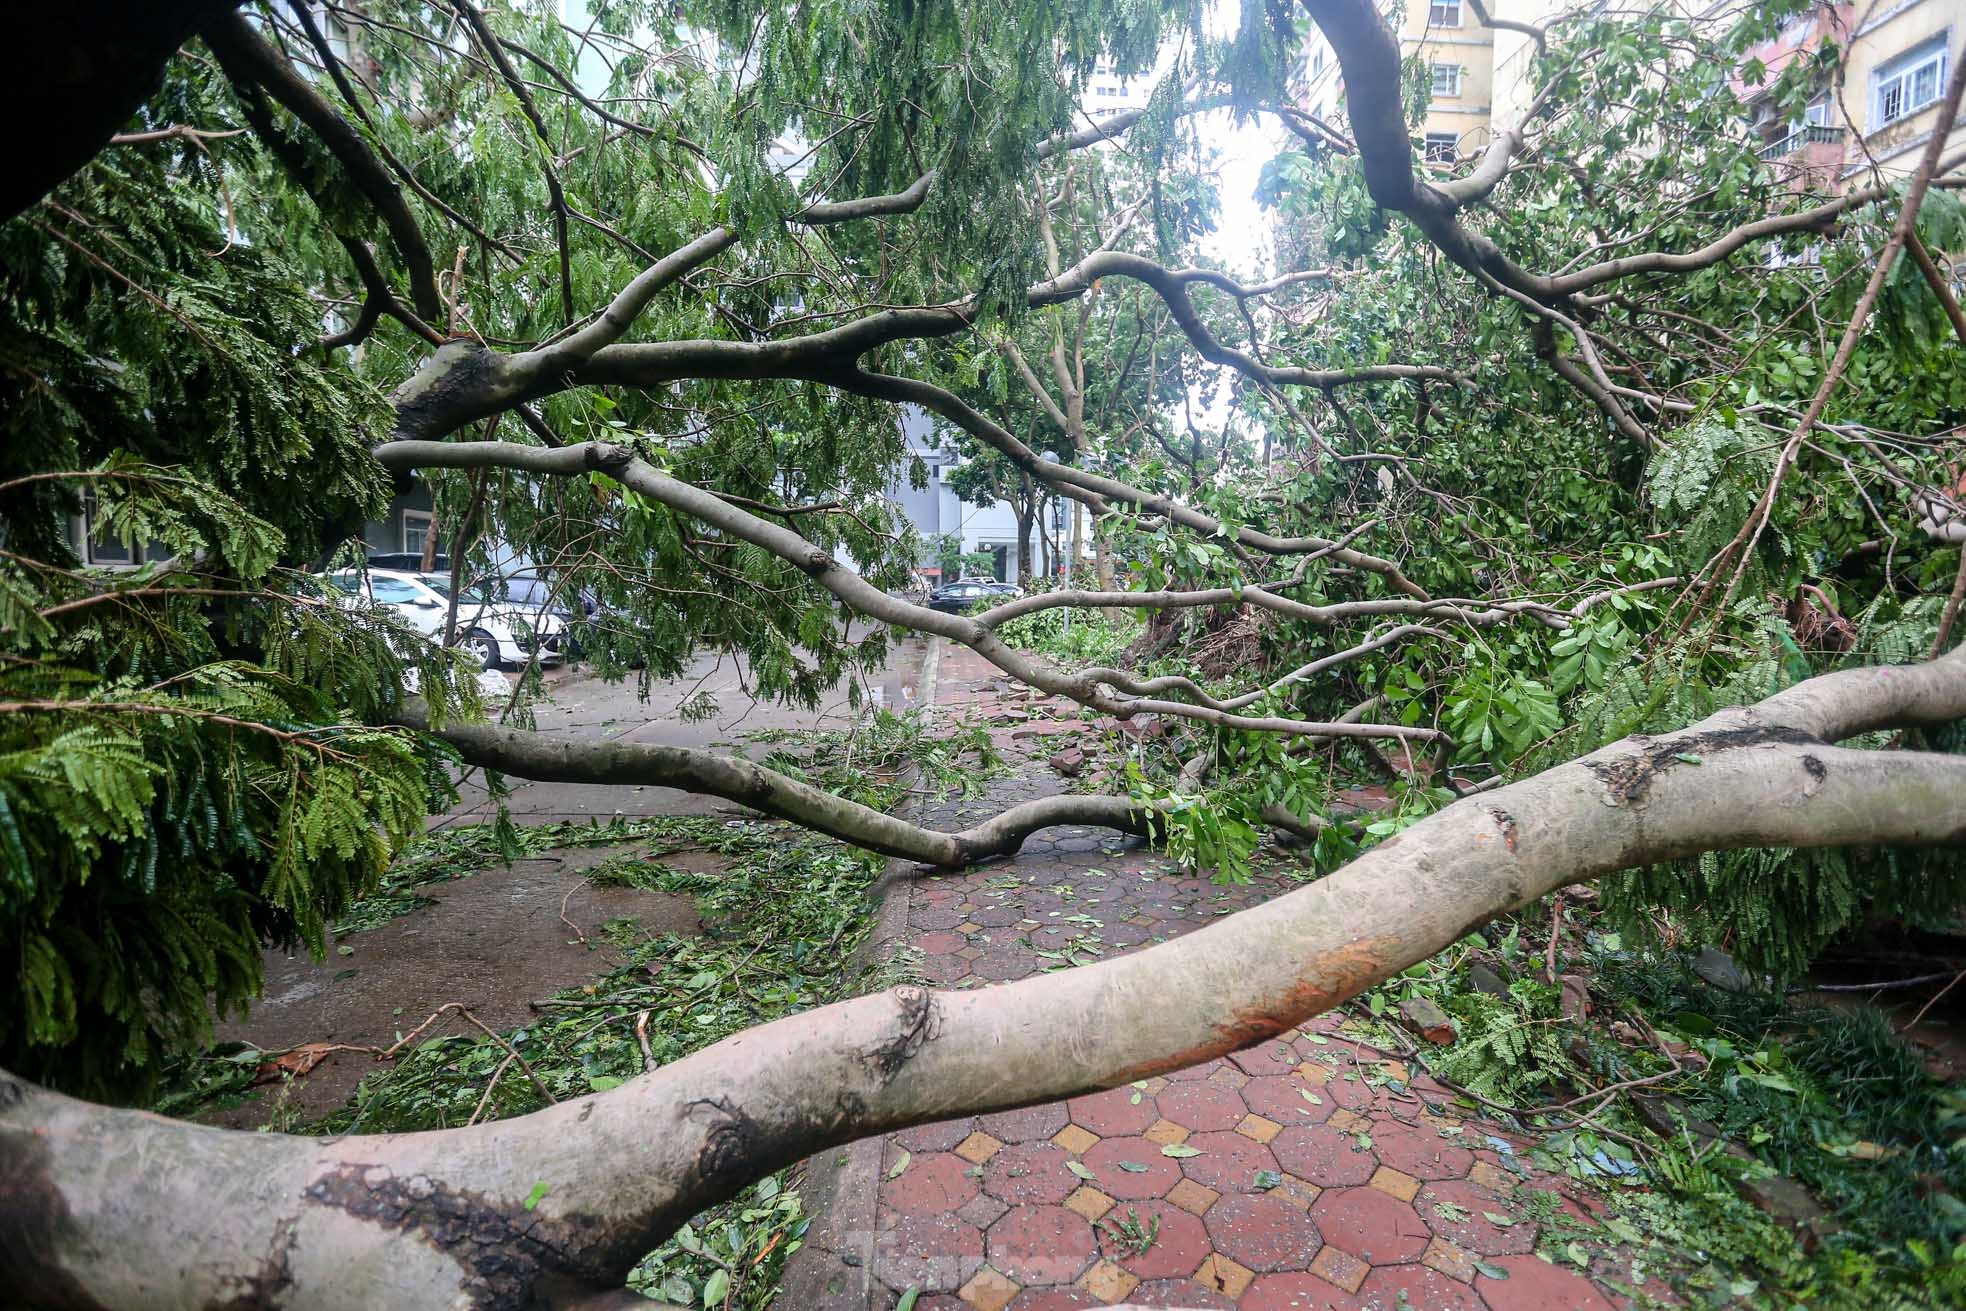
1298;0;1500;163
1304;0;1962;188
1739;0;1962;191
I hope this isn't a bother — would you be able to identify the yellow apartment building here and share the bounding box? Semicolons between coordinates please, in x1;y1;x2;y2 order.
1303;1;1962;189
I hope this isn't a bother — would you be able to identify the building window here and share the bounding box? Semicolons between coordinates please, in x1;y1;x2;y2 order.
1872;36;1948;129
1423;132;1459;163
1430;0;1463;28
1311;48;1325;76
71;500;171;568
1431;63;1462;97
402;511;435;558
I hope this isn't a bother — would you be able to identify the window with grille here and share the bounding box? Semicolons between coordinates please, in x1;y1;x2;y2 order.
1430;1;1463;27
1424;133;1458;163
402;511;434;557
1431;63;1462;96
1872;37;1947;129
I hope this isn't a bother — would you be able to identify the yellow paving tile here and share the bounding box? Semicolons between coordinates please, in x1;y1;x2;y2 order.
1166;1178;1220;1216
1065;1185;1117;1222
1369;1165;1421;1202
1274;1173;1322;1212
1424;1235;1478;1284
1052;1123;1099;1155
1193;1253;1255;1299
1310;1246;1369;1294
1235;1113;1283;1144
1329;1108;1370;1133
958;1266;1020;1311
1076;1259;1140;1305
1470;1160;1518;1195
954;1131;1004;1165
1144;1118;1190;1147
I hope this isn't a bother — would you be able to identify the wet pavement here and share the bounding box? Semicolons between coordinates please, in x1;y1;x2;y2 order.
817;645;1641;1311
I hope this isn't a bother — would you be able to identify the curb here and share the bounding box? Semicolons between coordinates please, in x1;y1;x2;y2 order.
777;635;941;1310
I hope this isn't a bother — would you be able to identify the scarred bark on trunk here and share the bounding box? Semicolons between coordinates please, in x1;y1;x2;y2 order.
5;648;1964;1308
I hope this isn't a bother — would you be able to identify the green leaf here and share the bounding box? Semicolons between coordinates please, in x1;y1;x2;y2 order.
1483;1211;1519;1227
1160;1144;1202;1158
1066;1160;1096;1180
587;1075;624;1092
701;1268;728;1307
887;1149;911;1180
1474;1261;1509;1280
1253;1170;1283;1190
523;1182;550;1211
896;1290;920;1311
1117;1160;1150;1173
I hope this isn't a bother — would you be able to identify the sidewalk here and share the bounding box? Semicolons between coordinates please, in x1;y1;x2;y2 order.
797;643;1639;1311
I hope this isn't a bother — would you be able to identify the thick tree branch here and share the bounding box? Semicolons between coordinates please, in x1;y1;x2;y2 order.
395;702;1154;866
7;648;1964;1307
202;10;444;321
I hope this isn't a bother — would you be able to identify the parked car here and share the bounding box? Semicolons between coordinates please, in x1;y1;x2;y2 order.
316;568;567;670
364;551;450;573
927;578;1024;613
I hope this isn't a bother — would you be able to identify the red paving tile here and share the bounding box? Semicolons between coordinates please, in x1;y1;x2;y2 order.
983;1142;1083;1206
1156;1080;1255;1132
1079;1134;1185;1200
1477;1253;1621;1311
1203;1193;1323;1272
882;1149;981;1215
1108;1198;1212;1281
839;652;1640;1309
1174;1130;1281;1194
986;1204;1098;1285
1311;1185;1431;1267
1066;1086;1159;1137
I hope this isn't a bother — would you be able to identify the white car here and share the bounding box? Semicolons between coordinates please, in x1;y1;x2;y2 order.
317;568;567;670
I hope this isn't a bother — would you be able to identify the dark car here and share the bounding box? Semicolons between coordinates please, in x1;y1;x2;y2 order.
927;579;1023;613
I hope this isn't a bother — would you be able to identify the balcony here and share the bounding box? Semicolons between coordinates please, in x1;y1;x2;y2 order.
1758;124;1846;161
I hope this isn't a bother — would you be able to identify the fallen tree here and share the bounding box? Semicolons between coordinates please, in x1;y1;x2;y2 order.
5;3;1966;1301
6;645;1964;1307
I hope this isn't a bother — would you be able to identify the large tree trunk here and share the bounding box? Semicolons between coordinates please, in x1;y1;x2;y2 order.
5;648;1965;1308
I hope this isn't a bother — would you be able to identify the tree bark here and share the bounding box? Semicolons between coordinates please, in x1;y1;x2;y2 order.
5;648;1964;1308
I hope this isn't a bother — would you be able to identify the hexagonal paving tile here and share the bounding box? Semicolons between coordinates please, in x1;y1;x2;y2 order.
983;1142;1082;1207
1240;1270;1366;1310
1476;1253;1619;1311
1241;1075;1333;1127
1229;1039;1302;1078
873;1211;984;1292
896;1117;981;1154
986;1204;1098;1286
1202;1192;1323;1273
1173;1129;1279;1194
1067;1086;1159;1138
981;1102;1069;1144
1310;1185;1431;1266
1355;1262;1488;1310
1101;1198;1211;1282
1079;1135;1183;1201
882;1150;982;1215
1416;1179;1539;1256
1269;1123;1378;1188
1002;1287;1100;1310
1153;1081;1251;1133
1368;1119;1475;1181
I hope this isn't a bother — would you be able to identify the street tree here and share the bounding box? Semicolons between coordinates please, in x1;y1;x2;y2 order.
3;0;1966;1304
